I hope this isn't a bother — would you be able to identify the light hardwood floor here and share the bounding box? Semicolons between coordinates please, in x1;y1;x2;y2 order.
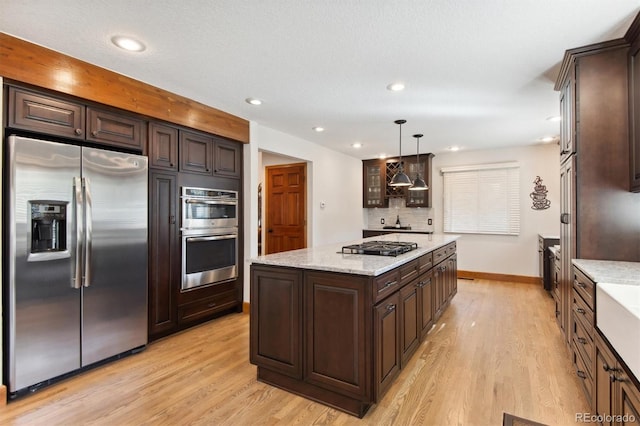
0;279;589;425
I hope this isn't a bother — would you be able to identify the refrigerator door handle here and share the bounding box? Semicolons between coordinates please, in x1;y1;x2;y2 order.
73;177;84;289
83;177;93;287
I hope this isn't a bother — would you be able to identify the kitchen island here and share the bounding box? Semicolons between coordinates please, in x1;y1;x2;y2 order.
249;233;459;417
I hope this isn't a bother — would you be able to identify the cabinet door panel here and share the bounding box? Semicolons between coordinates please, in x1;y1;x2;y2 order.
374;292;400;401
87;107;145;151
419;271;433;340
148;172;179;339
305;272;370;399
149;123;178;171
180;130;213;174
400;283;420;367
8;86;85;139
214;139;241;178
250;266;303;379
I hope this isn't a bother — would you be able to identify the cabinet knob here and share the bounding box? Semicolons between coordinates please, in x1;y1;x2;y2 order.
386;304;396;312
92;130;98;137
575;307;585;315
170;163;174;167
577;337;587;345
75;128;82;135
169;215;176;225
610;374;623;383
577;370;587;379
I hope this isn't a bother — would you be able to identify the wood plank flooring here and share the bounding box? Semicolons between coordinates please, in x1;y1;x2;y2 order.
0;279;589;425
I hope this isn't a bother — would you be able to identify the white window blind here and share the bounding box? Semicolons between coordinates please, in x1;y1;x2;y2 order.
442;162;520;235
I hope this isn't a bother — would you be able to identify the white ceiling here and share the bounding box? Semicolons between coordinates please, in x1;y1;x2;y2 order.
1;1;639;159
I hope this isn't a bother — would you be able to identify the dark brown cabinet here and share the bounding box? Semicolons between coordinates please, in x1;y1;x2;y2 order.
399;281;420;368
595;331;640;425
250;266;303;379
148;171;179;339
180;129;214;175
555;38;640;348
405;153;435;208
538;235;559;291
363;159;387;207
7;85;146;151
571;266;595;405
86;106;145;151
214;138;242;178
628;20;640;192
7;86;85;139
149;122;179;171
374;291;401;400
362;154;434;208
179;129;241;178
250;242;457;418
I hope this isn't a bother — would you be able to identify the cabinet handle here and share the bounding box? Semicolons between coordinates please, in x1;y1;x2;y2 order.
577;337;587;344
75;128;82;135
602;363;619;373
92;130;98;137
575;281;586;289
575;307;585;315
207;302;217;308
416;281;425;288
169;215;176;225
386;304;396;312
610;374;623;383
561;213;570;224
379;281;397;293
577;370;587;379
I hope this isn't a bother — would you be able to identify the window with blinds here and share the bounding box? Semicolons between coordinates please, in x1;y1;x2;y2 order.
442;162;520;235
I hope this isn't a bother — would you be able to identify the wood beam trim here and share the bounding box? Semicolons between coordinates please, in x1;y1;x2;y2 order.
0;33;249;143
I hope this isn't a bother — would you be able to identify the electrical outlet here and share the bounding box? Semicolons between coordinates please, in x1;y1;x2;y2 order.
380;218;385;224
428;219;433;225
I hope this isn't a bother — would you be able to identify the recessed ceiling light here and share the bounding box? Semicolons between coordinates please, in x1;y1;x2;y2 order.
448;146;460;152
245;97;262;105
312;126;325;132
540;136;555;143
546;115;562;122
386;82;405;92
351;143;362;148
111;35;146;52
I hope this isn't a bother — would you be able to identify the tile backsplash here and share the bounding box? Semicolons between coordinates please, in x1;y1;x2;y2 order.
364;198;434;231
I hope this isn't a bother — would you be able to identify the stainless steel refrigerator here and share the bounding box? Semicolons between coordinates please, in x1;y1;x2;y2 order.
5;135;148;395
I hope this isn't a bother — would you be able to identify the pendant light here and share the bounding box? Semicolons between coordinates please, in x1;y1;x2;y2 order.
389;119;412;186
409;133;428;191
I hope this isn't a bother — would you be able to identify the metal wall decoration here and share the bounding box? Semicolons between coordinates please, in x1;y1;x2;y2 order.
530;176;551;210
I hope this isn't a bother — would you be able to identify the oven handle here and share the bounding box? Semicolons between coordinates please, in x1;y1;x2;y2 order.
186;234;237;242
184;199;237;205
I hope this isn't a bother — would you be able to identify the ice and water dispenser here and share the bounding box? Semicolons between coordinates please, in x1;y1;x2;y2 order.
29;201;67;255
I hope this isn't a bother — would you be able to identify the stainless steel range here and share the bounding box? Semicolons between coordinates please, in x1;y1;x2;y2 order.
341;241;418;256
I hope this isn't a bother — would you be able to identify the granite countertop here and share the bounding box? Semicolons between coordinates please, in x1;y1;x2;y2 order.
251;233;459;276
539;234;560;240
572;259;640;285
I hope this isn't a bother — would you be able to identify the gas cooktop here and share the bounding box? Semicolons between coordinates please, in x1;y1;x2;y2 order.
341;241;418;257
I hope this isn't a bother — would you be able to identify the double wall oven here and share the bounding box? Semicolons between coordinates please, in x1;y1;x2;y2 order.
180;187;238;291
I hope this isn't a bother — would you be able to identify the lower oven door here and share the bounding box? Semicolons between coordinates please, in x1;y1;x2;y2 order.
182;231;238;291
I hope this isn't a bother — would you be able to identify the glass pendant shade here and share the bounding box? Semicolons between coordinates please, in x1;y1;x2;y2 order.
389;119;412;187
409;133;429;191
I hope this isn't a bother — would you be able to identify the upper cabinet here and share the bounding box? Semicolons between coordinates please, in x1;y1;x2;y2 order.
148;122;241;178
628;17;640;192
362;154;434;208
7;86;145;152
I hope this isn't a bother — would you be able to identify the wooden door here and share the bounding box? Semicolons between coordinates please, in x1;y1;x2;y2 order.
265;163;307;254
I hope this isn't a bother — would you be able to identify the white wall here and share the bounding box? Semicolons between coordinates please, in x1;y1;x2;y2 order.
431;143;560;278
243;122;362;302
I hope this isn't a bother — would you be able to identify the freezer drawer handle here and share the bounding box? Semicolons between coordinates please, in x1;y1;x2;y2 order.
72;177;84;289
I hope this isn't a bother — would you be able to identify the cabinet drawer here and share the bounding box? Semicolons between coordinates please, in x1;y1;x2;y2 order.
418;252;433;274
87;107;146;151
399;260;419;288
8;86;85;139
445;242;457;257
178;290;238;324
433;246;448;265
374;269;401;304
572;289;594;332
573;341;594;404
572;310;594;376
573;267;594;311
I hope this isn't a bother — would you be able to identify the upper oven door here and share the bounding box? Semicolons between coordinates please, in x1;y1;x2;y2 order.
181;187;238;230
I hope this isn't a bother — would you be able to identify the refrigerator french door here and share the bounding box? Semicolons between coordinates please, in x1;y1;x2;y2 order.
6;135;148;394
